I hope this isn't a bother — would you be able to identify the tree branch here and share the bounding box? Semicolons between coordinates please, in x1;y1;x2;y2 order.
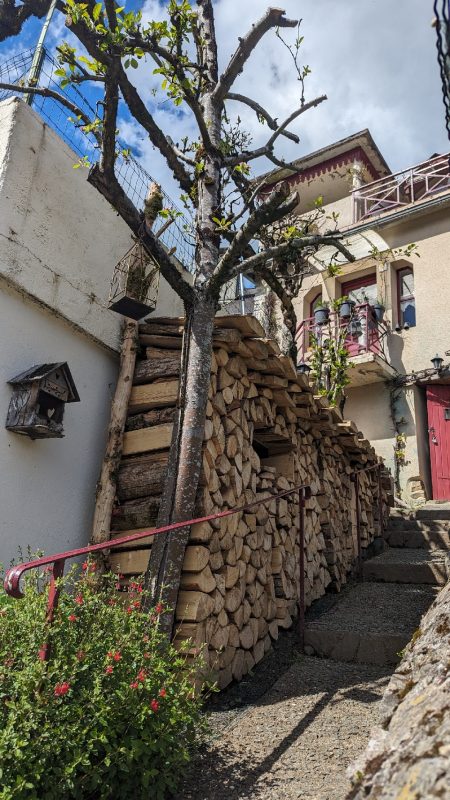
213;7;298;105
209;183;298;294
226;92;300;143
0;0;50;41
227;233;355;284
224;95;327;166
116;66;194;197
0;82;100;143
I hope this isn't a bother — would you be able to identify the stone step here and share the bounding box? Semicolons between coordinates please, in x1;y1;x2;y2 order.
363;547;449;585
384;525;450;550
304;582;437;666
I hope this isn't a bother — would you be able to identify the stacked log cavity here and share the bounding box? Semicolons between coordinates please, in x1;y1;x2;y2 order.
107;315;392;689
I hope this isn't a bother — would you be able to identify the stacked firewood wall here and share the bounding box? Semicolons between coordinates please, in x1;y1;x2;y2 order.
108;315;392;688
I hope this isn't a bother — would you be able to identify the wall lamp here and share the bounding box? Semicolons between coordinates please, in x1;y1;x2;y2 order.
431;354;444;372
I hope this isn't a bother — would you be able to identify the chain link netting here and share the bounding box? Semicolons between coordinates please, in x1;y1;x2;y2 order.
0;47;195;272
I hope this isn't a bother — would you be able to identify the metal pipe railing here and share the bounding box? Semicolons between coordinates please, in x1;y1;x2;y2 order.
4;484;312;658
4;466;386;663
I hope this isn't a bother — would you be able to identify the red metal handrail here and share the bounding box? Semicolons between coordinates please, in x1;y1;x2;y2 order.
4;484;312;656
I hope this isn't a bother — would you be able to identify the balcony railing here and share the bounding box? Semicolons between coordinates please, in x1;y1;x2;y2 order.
352;152;450;223
296;303;389;363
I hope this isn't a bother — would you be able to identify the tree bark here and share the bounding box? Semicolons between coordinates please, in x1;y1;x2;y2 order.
144;292;217;632
91;320;138;544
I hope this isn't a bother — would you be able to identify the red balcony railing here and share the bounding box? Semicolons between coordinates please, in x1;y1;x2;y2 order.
296;303;389;363
352;152;450;223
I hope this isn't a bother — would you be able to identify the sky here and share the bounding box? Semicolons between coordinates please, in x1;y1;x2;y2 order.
1;0;448;205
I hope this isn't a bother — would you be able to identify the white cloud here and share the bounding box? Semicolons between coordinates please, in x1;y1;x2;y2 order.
124;0;448;195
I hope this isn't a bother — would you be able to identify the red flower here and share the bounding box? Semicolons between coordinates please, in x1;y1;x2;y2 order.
76;651;85;661
130;681;139;689
126;606;133;614
143;652;151;659
137;669;146;682
155;603;164;615
150;699;159;712
82;561;88;571
105;665;114;675
107;651;121;662
75;595;83;606
54;681;70;697
133;600;141;610
158;688;166;698
68;614;77;622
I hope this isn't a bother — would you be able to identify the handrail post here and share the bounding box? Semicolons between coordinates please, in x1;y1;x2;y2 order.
352;473;363;579
378;465;384;538
39;558;65;662
298;486;308;652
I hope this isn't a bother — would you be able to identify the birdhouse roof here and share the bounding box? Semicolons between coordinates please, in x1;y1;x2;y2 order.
8;363;80;402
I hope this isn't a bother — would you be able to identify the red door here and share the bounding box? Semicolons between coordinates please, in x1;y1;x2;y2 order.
427;385;450;500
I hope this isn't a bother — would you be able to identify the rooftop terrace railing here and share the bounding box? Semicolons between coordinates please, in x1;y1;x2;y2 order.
351;152;450;223
0;47;196;272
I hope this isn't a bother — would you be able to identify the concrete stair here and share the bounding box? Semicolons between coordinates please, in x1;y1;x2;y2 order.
304;506;448;666
362;547;449;585
304;582;438;665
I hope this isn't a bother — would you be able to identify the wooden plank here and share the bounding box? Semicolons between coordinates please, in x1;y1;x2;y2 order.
140;334;183;349
129;380;179;414
110;527;155;549
214;314;265;337
133;354;180;384
122;423;173;456
109;549;151;575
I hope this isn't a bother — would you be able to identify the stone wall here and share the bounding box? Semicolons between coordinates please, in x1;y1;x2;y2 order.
109;315;392;688
347;580;450;799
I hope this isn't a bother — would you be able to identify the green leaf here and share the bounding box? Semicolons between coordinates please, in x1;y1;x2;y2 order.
92;2;102;21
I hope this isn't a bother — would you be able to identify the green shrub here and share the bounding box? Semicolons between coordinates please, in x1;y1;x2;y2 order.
0;562;206;799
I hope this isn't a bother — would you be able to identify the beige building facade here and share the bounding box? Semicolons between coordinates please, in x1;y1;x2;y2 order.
261;131;450;503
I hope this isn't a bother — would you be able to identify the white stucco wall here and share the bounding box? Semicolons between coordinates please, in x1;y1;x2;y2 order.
0;97;185;353
0;97;186;567
0;281;118;569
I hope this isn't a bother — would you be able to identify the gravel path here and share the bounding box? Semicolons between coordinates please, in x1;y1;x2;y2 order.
177;655;390;800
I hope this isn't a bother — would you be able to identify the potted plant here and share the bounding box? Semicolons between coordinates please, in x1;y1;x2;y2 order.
371;298;386;322
313;301;330;326
338;296;356;320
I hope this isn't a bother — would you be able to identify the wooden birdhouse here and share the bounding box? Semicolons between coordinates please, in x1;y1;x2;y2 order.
108;239;160;320
5;363;80;439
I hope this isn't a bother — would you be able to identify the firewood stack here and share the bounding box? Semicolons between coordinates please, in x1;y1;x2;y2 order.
107;315;392;689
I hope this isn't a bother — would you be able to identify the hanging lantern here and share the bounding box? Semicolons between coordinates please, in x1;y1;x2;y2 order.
108;239;160;320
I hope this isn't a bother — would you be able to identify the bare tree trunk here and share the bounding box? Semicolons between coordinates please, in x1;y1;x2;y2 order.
91;320;138;544
144;292;216;631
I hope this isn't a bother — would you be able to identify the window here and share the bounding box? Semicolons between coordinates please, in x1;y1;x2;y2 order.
397;267;416;327
342;273;377;305
309;290;322;319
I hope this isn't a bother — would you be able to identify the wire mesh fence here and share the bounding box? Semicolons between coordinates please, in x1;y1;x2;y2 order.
0;47;196;272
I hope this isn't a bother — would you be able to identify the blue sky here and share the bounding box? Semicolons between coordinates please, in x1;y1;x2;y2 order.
1;0;448;205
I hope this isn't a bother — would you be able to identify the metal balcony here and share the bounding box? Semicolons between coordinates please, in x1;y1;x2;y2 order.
296;303;396;386
352;153;450;223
